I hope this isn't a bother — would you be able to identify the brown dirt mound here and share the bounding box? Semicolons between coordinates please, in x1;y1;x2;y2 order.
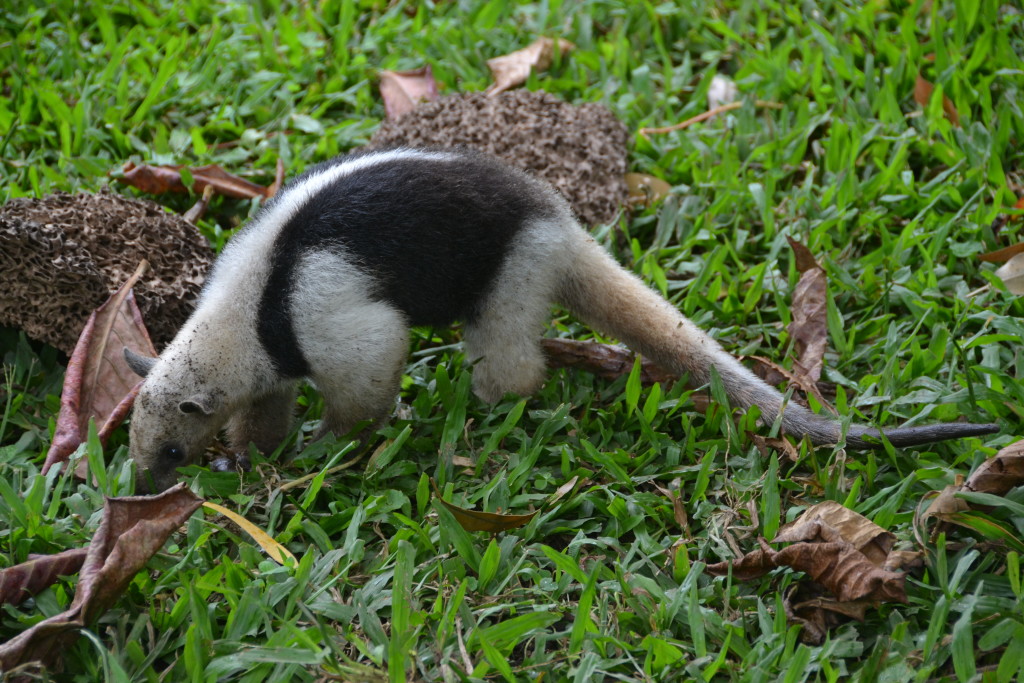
369;90;629;226
0;190;213;353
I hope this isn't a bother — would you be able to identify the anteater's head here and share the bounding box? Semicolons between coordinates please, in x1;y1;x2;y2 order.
124;347;227;492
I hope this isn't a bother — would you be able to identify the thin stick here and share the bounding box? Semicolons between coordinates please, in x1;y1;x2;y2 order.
639;100;784;137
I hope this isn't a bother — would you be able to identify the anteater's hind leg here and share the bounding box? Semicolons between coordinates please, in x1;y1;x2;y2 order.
464;218;575;402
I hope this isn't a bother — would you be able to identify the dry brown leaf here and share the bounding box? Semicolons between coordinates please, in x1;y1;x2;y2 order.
748;432;801;463
0;484;202;673
977;241;1024;264
706;546;777;581
707;528;907;603
42;262;157;477
786;237;828;385
785;586;871;645
994;253;1024;295
913;74;960;126
625;173;672;208
379;65;440;120
964;439;1024;495
883;549;925;572
670;492;690;534
922;483;971;523
431;479;537;533
182;185;216;224
118;161;274;200
785;501;896;566
0;549;89;608
773;539;907;603
268;157;286;198
541;337;677;385
485;37;574;96
547;475;582;507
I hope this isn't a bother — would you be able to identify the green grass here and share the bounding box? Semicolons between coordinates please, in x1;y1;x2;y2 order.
2;0;1024;681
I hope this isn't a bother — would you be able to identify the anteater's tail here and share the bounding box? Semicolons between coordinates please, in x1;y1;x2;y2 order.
556;235;998;448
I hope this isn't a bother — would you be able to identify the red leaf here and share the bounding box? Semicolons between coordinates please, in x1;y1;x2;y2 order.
43;261;157;476
118;161;274;200
913;74;960;126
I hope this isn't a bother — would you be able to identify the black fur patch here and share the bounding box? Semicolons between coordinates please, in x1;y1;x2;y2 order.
256;149;559;377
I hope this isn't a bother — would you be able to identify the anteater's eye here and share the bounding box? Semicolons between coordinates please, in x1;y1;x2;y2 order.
159;444;187;463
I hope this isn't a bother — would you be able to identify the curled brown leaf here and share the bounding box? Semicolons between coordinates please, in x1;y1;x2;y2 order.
0;485;203;673
43;261;156;477
0;549;89;608
707;522;907;604
964;439;1024;496
786;237;828;386
784;501;896;567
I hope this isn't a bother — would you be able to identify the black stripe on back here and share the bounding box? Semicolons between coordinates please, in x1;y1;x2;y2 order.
255;149;558;377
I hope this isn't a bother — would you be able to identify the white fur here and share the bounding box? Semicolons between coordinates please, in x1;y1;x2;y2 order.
290;249;410;433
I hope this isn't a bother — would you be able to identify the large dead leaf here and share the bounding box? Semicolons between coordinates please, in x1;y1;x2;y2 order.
0;549;89;608
379;65;439;120
706;531;907;604
118;161;275;200
0;485;202;673
431;479;537;533
913;74;960;126
485;37;574;96
786;237;828;385
781;501;896;566
42;261;157;478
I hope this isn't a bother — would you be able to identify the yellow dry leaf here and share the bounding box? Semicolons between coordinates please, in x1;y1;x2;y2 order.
202;501;297;566
624;173;672;208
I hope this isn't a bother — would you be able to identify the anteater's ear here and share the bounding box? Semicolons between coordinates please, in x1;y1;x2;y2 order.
179;394;217;417
124;347;158;378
